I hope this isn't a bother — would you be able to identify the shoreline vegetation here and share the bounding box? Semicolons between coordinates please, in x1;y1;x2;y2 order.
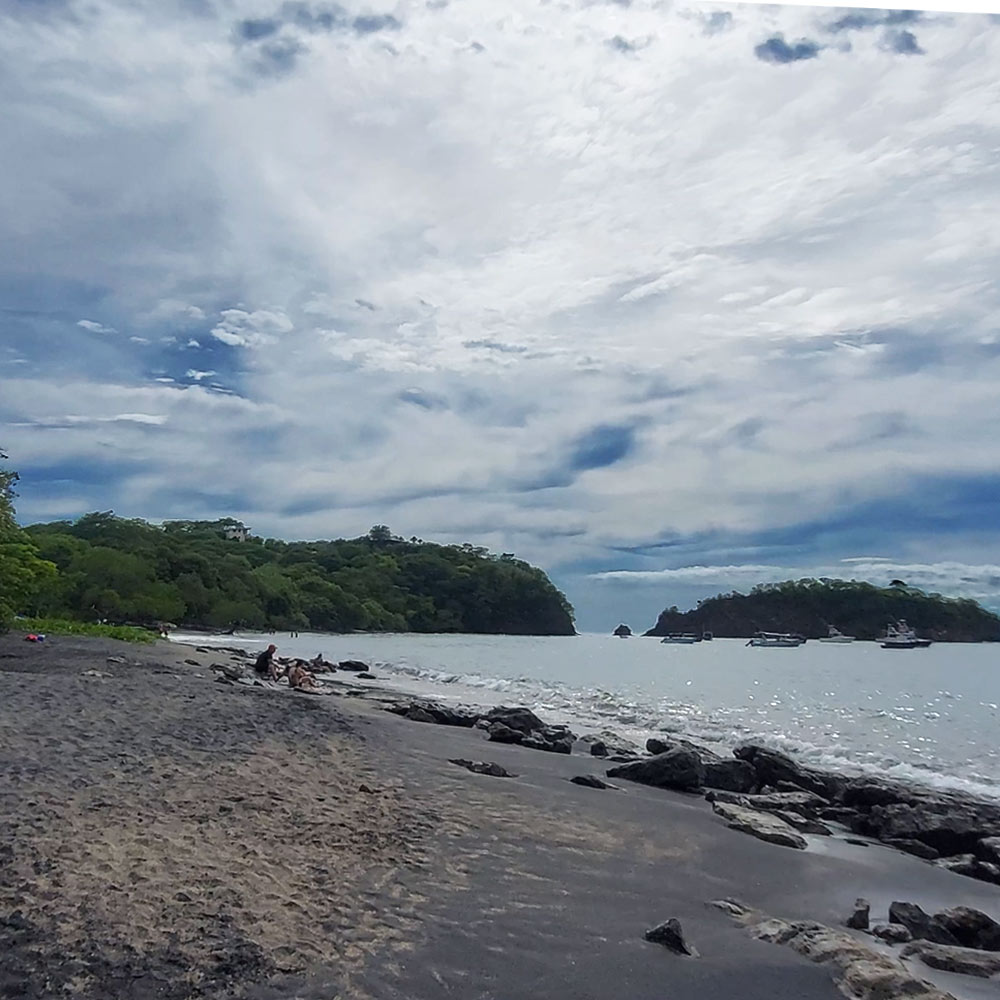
646;578;1000;642
3;632;999;1000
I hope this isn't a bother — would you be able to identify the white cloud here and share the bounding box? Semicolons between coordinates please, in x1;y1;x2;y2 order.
185;369;216;381
211;308;294;348
77;319;116;334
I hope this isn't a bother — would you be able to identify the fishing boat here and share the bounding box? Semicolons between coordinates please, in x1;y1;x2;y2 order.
747;631;806;648
660;633;701;644
819;626;855;644
881;621;932;649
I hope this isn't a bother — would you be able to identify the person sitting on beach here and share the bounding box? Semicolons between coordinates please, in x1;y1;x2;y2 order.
285;660;319;692
254;644;280;681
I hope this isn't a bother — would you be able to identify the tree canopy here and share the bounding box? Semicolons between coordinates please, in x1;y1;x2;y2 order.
18;514;576;636
645;577;1000;641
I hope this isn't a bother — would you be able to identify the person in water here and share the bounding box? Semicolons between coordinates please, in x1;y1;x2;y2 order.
254;644;280;680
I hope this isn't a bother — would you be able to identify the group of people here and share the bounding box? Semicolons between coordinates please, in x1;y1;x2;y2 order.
253;644;323;692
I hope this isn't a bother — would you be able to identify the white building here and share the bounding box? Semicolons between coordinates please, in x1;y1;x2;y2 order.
223;524;249;542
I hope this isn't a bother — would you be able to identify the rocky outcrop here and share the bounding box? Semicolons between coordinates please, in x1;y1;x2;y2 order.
644;918;697;956
846;899;870;930
384;700;480;727
449;759;516;777
645;738;756;792
483;706;545;734
932;906;1000;952
887;902;959;946
734;744;845;801
582;732;643;759
710;802;807;850
607;748;705;791
872;924;912;944
901;941;1000;978
570;775;619;790
933;854;1000;885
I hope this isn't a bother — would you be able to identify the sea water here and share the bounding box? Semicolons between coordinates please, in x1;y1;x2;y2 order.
173;631;1000;801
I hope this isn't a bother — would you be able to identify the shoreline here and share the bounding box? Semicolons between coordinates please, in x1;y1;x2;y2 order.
3;634;999;999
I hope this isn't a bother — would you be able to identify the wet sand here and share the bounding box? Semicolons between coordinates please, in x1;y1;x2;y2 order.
1;635;997;999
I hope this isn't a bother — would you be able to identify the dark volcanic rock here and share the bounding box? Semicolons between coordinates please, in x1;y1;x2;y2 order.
487;722;524;744
901;941;1000;978
841;777;919;811
710;801;807;850
405;706;437;724
449;758;516;778
522;725;576;754
483;706;545;735
337;659;369;672
932;906;1000;951
934;854;1000;885
887;902;960;946
884;838;939;860
734;743;845;800
607;748;705;791
570;775;618;790
845;899;870;931
864;802;997;856
704;759;758;793
872;923;912;944
818;806;860;826
977;836;1000;864
773;810;831;836
589;740;608;757
644;918;697;956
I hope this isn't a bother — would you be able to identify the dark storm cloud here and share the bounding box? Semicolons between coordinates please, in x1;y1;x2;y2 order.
827;9;921;34
754;35;821;64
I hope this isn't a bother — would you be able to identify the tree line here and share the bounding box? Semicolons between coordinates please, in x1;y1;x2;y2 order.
646;577;1000;641
0;459;575;636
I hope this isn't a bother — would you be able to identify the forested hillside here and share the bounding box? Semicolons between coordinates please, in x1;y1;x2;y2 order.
12;514;575;635
645;578;1000;641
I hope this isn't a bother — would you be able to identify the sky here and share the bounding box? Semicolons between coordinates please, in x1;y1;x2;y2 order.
2;0;1000;632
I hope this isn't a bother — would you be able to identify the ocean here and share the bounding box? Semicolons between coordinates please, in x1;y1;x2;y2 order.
172;631;1000;802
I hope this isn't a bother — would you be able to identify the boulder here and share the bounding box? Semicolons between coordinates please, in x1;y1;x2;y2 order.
931;906;1000;951
483;706;545;735
871;923;912;944
449;759;516;778
774;811;831;836
887;902;960;946
581;731;642;758
607;748;705;791
711;802;807;850
570;775;618;790
841;777;919;811
589;740;609;757
863;803;994;857
934;854;1000;885
704;759;758;793
884;838;939;860
337;660;369;672
846;899;870;931
487;722;524;745
901;941;1000;978
977;836;1000;864
644;918;697;956
818;806;860;826
521;725;576;754
405;706;438;724
733;744;846;801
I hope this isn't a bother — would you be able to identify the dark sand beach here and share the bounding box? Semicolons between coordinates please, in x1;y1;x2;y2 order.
2;635;998;1000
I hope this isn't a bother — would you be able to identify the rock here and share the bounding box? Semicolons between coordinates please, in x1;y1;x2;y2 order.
977;836;1000;864
844;838;870;848
901;941;1000;978
887;902;960;946
487;722;524;744
405;706;438;724
711;802;807;850
184;658;201;666
871;923;912;944
581;731;641;758
841;777;919;811
449;759;516;778
703;789;749;806
644;918;697;956
521;725;576;754
570;775;618;790
386;701;481;727
357;672;376;679
931;906;1000;951
589;740;608;757
733;744;845;801
704;759;758;793
774;811;831;836
607;748;705;791
358;783;376;793
934;854;1000;885
884;838;940;860
215;662;244;681
482;706;545;735
745;790;830;818
608;754;642;763
337;660;369;672
846;899;870;930
864;803;994;856
818;806;859;826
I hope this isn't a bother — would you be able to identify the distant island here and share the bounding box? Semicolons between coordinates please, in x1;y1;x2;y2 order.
645;578;1000;642
10;513;575;636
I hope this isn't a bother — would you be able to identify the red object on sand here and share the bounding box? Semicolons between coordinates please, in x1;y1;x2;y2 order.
24;634;39;642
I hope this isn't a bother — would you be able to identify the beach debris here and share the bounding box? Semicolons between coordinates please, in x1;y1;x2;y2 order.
644;918;697;956
846;899;870;930
607;748;705;791
709;802;807;850
871;923;912;944
448;759;516;778
888;902;959;946
901;940;1000;978
711;900;954;1000
931;906;1000;951
106;655;127;664
570;775;618;790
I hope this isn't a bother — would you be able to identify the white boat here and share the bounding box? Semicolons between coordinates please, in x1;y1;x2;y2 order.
881;620;932;649
747;631;806;648
819;626;855;644
660;633;701;644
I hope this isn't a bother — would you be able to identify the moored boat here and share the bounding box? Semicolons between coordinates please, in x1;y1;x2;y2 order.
747;631;806;648
881;620;932;649
660;633;701;644
819;626;855;643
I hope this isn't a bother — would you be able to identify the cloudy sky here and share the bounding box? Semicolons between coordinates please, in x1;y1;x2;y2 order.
2;0;1000;630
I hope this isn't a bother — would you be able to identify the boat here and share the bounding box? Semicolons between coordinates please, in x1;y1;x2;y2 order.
881;621;932;649
819;626;855;644
747;631;806;648
660;633;701;644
